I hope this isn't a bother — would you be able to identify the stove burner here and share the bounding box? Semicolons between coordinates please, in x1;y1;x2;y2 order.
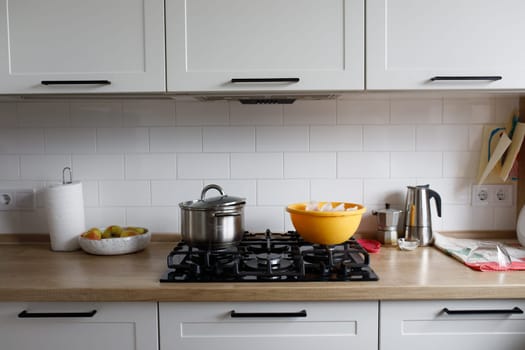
160;230;378;282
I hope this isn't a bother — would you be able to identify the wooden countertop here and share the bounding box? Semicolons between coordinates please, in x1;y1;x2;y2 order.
2;234;525;302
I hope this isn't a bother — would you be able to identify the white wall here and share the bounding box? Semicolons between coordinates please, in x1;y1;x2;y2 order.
0;93;519;234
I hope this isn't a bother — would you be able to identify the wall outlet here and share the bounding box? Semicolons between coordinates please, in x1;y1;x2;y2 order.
471;184;513;207
0;189;35;211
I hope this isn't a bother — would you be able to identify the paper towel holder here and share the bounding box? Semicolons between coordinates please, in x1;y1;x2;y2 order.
62;167;73;185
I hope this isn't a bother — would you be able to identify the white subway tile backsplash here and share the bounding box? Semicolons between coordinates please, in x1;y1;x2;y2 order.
284;152;336;179
71;101;122;127
494;97;519;123
284;100;337;125
17;102;70;127
256;126;309;151
310;179;363;202
125;154;176;180
176;101;229;126
231;153;283;179
0;103;17;127
151;180;204;206
150;127;202;153
390;152;442;178
257;180;309;206
126;207;179;233
468;125;484;151
443;151;478;178
494;206;517;231
337;99;389;125
203;127;255;152
338;152;390;179
207;180;257;205
391;99;442;124
73;154;124;180
230;103;283;125
0;129;45;154
81;181;99;207
0;95;517;233
416;125;469;151
244;206;285;232
443;98;494;124
97;128;149;153
364;125;415;151
20;154;71;181
99;180;150;206
310;126;362;151
85;207;126;229
0;155;19;179
177;153;230;179
363;179;411;206
45;128;96;153
122;100;175;127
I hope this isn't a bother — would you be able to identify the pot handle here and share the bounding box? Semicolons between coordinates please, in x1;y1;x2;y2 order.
213;212;242;218
201;184;225;200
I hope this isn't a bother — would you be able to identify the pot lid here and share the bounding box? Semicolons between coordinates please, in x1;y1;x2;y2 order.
179;184;246;210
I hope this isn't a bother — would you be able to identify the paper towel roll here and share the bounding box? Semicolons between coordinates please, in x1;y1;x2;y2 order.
44;182;85;251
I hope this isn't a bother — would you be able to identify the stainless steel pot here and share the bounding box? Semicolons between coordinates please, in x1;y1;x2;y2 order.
179;184;246;249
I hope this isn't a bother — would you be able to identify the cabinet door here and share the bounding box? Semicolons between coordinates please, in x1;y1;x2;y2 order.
381;300;525;350
0;302;158;350
159;301;378;350
0;0;165;93
166;0;364;92
367;0;525;90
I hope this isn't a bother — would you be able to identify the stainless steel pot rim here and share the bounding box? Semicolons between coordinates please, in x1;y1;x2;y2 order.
179;200;245;211
179;184;246;210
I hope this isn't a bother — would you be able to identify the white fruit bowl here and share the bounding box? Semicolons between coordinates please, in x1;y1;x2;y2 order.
79;229;151;255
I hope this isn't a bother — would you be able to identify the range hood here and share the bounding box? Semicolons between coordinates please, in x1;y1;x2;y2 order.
191;93;341;104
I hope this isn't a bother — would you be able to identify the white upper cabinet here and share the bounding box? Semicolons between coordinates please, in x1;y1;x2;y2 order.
166;0;365;92
366;0;525;90
0;0;165;94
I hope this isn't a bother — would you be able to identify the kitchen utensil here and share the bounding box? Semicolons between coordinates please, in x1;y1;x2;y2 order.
179;184;246;250
286;202;366;245
397;238;419;251
403;185;441;246
372;203;402;245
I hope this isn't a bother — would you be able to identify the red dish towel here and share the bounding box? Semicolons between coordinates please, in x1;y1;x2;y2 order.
465;261;525;272
357;239;381;253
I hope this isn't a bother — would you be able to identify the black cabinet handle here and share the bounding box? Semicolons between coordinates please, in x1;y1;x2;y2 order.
443;307;523;315
41;80;111;85
430;76;502;82
18;310;97;318
231;78;300;83
230;310;307;318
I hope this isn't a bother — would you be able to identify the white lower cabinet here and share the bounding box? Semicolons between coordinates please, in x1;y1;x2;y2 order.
159;301;378;350
0;302;158;350
380;300;525;350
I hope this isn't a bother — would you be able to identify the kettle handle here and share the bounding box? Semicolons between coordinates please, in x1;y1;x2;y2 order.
428;189;442;217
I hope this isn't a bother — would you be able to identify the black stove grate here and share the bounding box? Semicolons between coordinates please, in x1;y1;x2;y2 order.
160;230;379;282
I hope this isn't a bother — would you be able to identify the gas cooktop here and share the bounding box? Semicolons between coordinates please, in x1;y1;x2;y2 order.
160;230;379;282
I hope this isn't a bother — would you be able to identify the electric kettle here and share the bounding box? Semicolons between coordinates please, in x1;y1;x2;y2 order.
403;184;442;246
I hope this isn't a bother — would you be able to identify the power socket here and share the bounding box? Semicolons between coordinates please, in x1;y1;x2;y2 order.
0;189;35;211
472;184;513;207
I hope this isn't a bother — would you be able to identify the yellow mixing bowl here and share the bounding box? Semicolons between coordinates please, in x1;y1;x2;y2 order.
286;202;366;245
